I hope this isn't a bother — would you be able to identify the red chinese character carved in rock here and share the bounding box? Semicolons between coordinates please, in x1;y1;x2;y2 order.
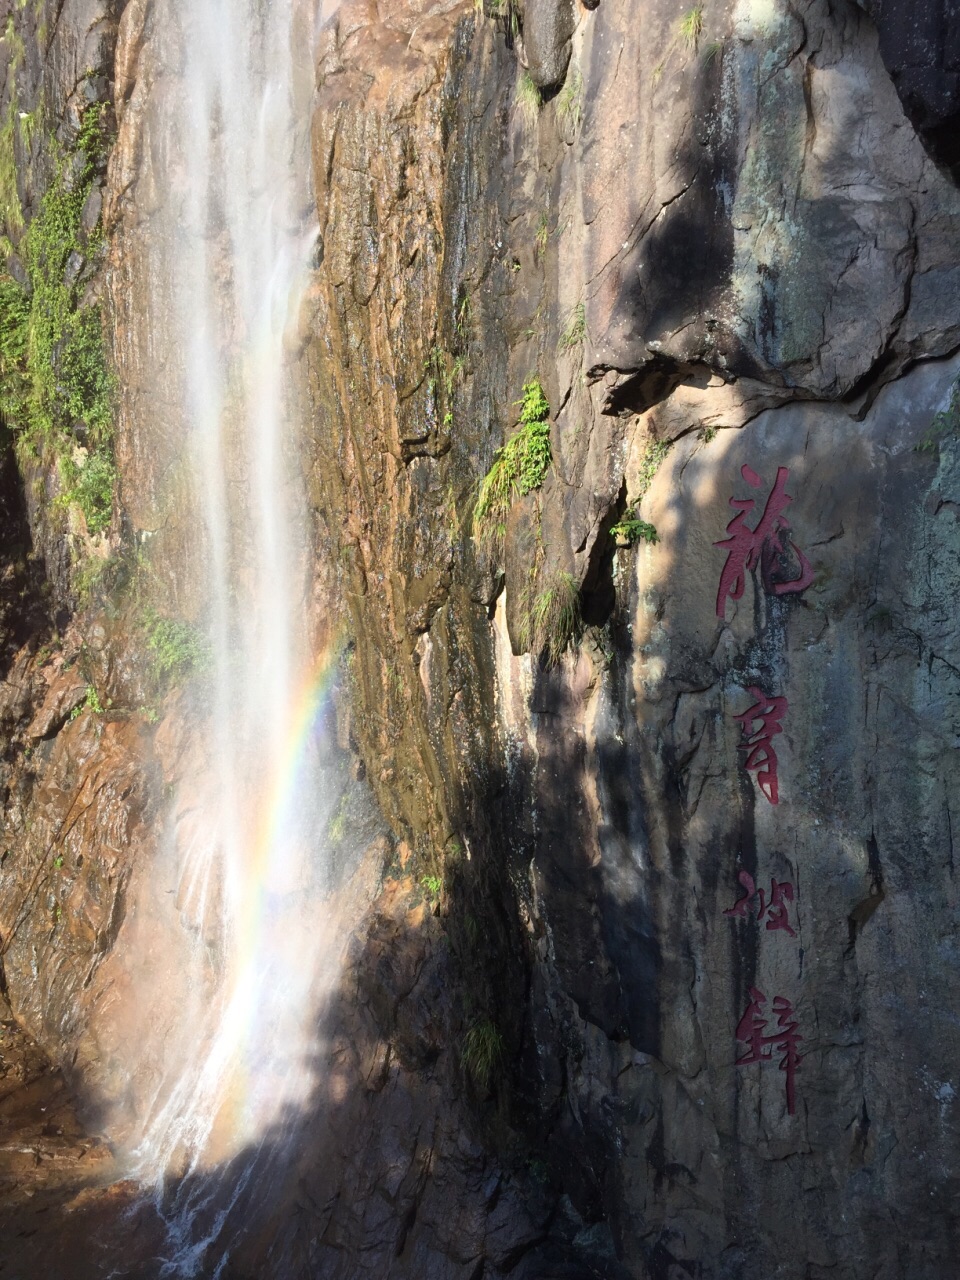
735;987;803;1115
715;465;814;619
723;870;797;937
734;687;788;804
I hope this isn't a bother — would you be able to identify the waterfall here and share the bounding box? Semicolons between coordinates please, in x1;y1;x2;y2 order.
113;0;352;1267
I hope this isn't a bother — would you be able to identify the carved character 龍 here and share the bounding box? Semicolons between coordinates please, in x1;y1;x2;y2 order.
716;465;814;618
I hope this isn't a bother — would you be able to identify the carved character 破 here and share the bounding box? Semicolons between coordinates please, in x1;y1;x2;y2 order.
715;465;814;618
723;870;797;937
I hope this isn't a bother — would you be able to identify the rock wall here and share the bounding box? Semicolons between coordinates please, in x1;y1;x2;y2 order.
0;0;151;1082
296;0;960;1276
1;0;959;1277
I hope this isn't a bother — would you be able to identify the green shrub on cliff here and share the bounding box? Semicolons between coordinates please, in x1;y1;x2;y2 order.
143;610;211;686
0;273;29;421
474;377;552;549
20;104;114;441
0;17;26;239
0;101;116;536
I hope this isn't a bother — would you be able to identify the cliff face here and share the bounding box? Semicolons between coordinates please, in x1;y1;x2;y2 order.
1;0;959;1277
297;0;960;1274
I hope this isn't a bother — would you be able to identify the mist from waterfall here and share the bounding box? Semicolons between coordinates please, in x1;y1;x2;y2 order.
114;0;351;1260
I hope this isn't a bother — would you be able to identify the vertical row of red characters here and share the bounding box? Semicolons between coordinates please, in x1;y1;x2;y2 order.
716;464;812;1116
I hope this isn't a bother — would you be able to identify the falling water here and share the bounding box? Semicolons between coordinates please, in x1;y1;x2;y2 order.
113;0;353;1267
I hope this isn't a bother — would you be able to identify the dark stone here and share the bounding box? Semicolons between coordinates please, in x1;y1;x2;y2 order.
523;0;578;89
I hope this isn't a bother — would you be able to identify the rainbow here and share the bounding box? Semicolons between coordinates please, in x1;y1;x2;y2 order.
213;631;347;1152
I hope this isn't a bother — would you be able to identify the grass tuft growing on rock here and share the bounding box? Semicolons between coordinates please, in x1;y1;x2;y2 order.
461;1019;504;1091
521;570;582;666
556;68;584;131
477;0;519;37
679;5;704;45
516;71;543;127
534;211;550;261
558;301;586;353
702;39;723;65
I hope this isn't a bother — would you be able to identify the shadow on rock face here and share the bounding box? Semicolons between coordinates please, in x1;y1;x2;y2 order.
857;0;960;183
0;434;49;683
0;854;631;1280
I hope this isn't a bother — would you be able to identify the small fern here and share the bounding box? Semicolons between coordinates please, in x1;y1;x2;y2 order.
474;379;553;549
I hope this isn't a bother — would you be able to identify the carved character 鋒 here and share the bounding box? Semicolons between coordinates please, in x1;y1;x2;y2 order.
735;987;804;1115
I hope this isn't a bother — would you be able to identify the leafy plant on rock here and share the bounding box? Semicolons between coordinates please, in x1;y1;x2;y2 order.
474;377;552;550
68;683;104;721
609;438;672;553
636;437;672;501
421;874;443;901
610;513;659;547
143;609;211;686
